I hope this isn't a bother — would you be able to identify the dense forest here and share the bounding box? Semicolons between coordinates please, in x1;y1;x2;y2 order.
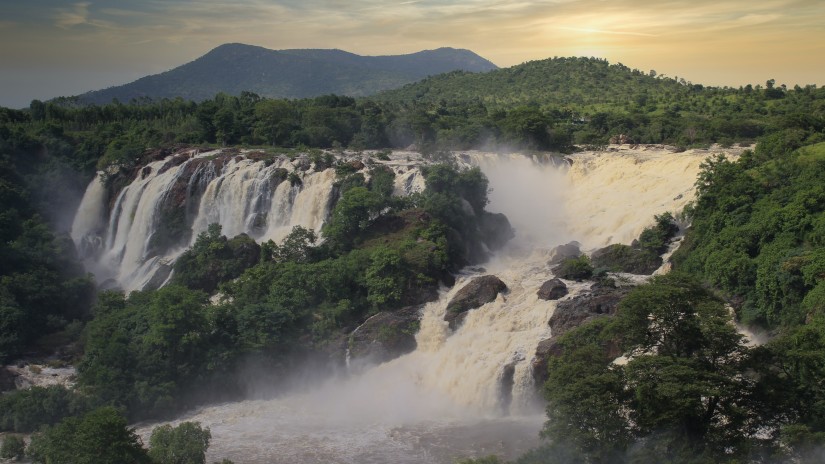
1;56;825;463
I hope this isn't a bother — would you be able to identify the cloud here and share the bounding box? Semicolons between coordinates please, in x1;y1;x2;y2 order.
55;2;91;28
1;0;824;108
556;26;657;37
54;2;114;29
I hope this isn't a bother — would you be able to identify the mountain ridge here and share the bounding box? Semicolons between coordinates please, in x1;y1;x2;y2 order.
77;43;498;104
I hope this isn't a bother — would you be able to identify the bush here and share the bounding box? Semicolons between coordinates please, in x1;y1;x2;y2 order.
0;385;85;433
27;407;150;464
149;422;211;464
0;435;25;460
553;255;594;280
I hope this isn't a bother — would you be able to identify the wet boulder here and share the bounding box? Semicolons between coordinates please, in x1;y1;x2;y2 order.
531;338;564;385
547;241;582;266
444;275;508;330
549;285;632;337
479;212;515;251
590;243;662;275
537;278;568;300
348;305;422;366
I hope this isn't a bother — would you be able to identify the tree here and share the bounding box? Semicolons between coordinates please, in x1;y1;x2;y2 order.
322;186;385;252
265;226;317;263
28;407;150;464
542;274;757;462
148;422;211;464
0;435;25;461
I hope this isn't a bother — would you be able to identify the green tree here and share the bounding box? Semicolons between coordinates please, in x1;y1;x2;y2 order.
148;422;211;464
0;435;25;461
542;274;756;462
28;407;150;464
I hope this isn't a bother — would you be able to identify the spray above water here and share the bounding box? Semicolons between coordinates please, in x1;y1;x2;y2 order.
72;145;746;463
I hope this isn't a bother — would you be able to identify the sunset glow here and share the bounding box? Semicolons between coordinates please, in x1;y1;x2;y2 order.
1;0;824;107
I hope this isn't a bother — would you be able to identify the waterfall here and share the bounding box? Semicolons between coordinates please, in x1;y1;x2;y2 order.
131;145;747;463
71;149;345;291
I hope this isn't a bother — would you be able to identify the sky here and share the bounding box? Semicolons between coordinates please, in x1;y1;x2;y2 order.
2;0;824;108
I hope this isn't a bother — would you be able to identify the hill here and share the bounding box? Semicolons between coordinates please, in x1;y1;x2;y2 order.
78;43;497;104
374;56;699;110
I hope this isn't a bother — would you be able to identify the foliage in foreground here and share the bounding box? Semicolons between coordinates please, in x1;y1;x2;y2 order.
27;406;150;464
672;142;825;328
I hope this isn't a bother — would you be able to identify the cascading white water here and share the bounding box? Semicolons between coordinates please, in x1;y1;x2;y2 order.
132;145;748;463
70;150;346;291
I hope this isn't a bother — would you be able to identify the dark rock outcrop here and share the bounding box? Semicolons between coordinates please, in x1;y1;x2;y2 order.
531;285;631;385
0;367;17;392
141;262;173;291
547;241;582;266
609;134;635;144
590;243;662;275
537;278;568;300
551;256;594;281
479;212;515;251
348;305;422;366
531;338;563;385
549;285;632;338
444;275;508;330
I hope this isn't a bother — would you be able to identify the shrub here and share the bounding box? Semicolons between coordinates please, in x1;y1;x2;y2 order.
553;255;594;280
0;435;25;460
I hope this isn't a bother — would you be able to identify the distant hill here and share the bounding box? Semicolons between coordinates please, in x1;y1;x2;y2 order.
373;56;699;111
78;43;498;104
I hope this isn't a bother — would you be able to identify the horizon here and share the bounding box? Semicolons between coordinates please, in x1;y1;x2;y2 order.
2;0;824;108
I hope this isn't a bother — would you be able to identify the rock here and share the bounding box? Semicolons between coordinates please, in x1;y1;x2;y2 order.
444;275;508;330
0;366;18;392
141;262;173;291
547;241;581;266
532;286;631;385
498;361;517;413
537;278;568;300
549;285;632;337
348;305;422;366
348;159;365;171
531;338;564;385
294;156;312;171
590;243;662;275
609;134;635;145
479;212;515;251
551;256;593;281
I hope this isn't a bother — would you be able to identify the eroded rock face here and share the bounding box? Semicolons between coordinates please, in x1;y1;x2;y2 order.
550;285;631;338
479;212;515;251
547;241;582;266
590;243;662;275
0;367;17;392
531;338;563;386
609;134;635;144
531;284;633;385
537;278;568;300
348;305;422;367
444;275;508;330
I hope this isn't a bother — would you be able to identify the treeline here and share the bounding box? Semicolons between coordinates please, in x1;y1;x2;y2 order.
3;57;823;174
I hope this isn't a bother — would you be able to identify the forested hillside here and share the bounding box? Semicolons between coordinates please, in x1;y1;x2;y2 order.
32;57;825;161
